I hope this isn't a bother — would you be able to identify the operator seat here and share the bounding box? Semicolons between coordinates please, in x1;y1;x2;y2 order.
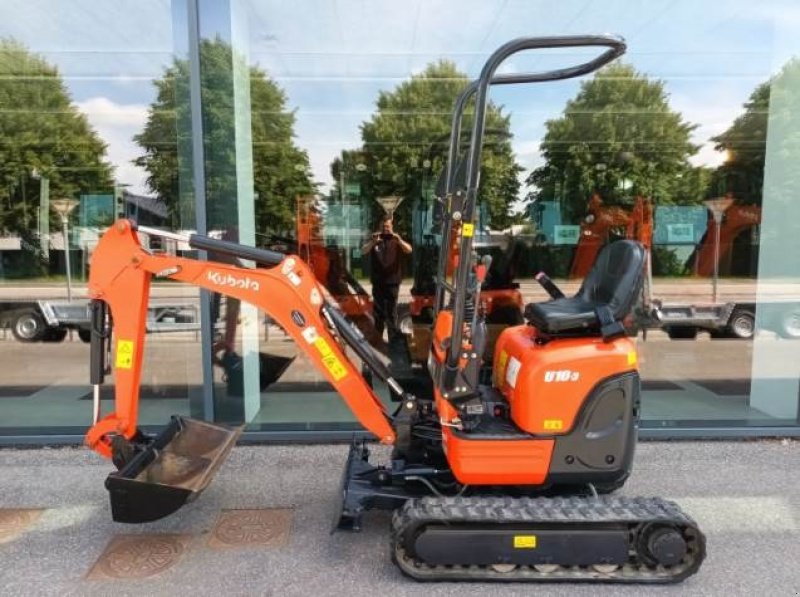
524;240;646;336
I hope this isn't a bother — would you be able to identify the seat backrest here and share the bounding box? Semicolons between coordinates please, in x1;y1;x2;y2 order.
576;240;646;320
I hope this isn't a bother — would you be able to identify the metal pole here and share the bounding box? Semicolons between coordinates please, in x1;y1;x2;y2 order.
340;160;345;203
39;176;49;261
92;385;101;424
62;216;72;302
712;214;721;303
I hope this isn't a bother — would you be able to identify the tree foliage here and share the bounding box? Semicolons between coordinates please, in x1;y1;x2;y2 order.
710;74;773;203
527;63;705;221
135;38;313;233
333;61;522;233
0;38;113;235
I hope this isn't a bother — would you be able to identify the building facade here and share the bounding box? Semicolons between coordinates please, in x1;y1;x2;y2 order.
1;0;799;444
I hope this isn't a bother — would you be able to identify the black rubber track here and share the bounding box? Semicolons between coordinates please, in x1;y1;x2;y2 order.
391;495;705;583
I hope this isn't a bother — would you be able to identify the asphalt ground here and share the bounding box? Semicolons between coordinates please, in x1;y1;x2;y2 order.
0;440;798;596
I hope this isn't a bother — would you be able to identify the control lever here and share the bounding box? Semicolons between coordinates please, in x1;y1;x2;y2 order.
469;254;492;359
535;271;565;300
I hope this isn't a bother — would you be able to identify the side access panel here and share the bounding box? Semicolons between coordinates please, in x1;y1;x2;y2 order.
547;372;640;490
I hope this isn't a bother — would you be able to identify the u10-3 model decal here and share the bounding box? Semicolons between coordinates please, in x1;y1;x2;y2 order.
543;370;580;383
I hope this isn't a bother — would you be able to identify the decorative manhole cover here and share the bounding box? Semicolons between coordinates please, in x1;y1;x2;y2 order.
87;534;189;580
208;508;293;549
0;509;43;544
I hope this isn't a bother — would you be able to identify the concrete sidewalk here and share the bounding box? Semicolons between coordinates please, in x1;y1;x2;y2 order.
0;440;798;596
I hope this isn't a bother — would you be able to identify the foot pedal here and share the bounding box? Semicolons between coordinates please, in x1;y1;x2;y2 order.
105;416;242;523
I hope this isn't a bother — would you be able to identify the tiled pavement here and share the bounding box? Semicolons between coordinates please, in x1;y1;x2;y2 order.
0;441;798;596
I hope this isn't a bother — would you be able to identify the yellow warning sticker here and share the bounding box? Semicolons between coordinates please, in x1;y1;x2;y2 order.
513;535;537;549
116;339;135;370
543;419;564;431
314;337;347;380
462;222;474;237
322;355;348;381
313;337;333;357
627;351;638;366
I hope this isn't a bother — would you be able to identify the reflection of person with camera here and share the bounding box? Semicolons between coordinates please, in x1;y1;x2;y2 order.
361;215;412;342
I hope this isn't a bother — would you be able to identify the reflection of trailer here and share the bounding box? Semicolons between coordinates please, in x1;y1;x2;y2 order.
644;299;800;340
0;299;198;342
143;303;199;334
0;300;91;342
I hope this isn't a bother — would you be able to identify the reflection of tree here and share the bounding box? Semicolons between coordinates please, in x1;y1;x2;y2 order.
0;39;113;236
762;59;800;211
527;63;707;221
712;58;800;277
135;38;313;232
651;246;684;277
331;61;522;234
709;61;800;205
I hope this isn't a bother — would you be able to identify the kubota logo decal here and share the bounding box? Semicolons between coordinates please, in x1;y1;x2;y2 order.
544;370;580;383
207;271;260;292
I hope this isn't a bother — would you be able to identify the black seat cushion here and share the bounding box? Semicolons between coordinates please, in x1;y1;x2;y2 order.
524;240;646;334
523;297;598;333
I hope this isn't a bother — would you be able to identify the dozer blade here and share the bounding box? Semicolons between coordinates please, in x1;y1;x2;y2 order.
106;417;242;523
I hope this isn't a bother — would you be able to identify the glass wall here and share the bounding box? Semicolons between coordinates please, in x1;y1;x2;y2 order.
1;0;799;439
0;1;202;435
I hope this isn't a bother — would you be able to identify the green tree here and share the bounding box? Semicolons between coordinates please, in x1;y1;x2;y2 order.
710;77;773;203
135;38;313;233
333;61;522;233
527;63;704;221
0;39;113;236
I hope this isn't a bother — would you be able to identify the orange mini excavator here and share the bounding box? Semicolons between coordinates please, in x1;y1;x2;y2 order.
84;35;705;583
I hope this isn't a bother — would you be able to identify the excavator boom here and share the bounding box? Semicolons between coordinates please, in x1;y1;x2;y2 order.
86;220;396;521
87;219;395;454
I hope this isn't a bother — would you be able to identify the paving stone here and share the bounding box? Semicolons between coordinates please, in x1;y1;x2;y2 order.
208;508;293;549
0;508;43;544
86;534;191;580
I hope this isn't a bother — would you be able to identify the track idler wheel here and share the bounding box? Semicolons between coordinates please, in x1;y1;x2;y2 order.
638;524;688;567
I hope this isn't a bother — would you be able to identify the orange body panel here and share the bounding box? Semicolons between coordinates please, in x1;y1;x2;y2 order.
430;311;555;485
86;220;395;458
433;373;556;485
442;426;554;485
493;325;636;435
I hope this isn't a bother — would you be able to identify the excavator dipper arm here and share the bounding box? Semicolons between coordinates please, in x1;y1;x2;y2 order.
86;220;395;458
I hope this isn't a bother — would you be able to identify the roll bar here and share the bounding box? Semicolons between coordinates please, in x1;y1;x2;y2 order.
435;34;626;375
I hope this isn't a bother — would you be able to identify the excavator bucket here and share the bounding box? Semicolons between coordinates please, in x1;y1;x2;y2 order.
105;417;242;523
259;353;295;389
219;351;295;397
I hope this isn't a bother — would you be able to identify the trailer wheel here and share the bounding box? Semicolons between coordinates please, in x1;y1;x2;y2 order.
12;311;46;342
727;309;755;339
778;307;800;339
665;326;697;340
42;328;68;342
78;329;92;343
